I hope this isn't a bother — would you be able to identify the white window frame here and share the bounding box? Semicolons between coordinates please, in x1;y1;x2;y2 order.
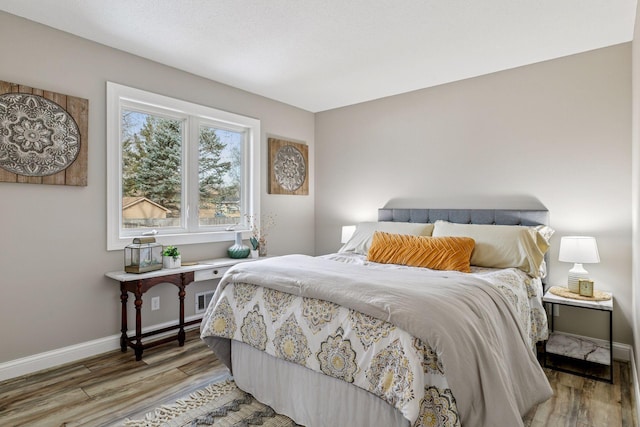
107;82;260;250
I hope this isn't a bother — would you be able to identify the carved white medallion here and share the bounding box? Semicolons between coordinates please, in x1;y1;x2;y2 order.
0;93;80;176
273;145;306;191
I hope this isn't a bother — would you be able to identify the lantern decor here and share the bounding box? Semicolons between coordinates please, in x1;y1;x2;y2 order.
124;237;163;273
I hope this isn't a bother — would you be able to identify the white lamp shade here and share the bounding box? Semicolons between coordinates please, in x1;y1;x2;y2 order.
341;225;356;244
559;236;600;293
558;236;600;264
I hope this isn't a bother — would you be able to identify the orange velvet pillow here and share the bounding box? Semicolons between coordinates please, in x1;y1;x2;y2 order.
367;231;475;273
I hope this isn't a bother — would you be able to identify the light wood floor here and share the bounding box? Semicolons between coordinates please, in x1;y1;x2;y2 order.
0;329;636;426
525;353;636;427
0;329;230;426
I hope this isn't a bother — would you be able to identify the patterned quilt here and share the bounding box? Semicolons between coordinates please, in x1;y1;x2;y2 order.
201;254;551;427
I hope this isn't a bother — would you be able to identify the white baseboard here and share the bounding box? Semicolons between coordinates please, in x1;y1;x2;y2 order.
0;315;203;383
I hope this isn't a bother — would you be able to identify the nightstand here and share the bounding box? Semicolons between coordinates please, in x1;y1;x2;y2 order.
542;288;613;383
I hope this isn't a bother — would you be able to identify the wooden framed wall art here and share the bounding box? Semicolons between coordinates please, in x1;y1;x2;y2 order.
268;137;308;195
0;80;88;186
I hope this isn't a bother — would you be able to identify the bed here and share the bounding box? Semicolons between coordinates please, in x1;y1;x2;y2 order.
201;208;554;427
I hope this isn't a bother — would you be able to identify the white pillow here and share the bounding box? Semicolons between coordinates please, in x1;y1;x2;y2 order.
339;222;434;255
431;221;551;277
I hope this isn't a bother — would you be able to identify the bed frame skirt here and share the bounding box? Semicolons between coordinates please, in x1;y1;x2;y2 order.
230;340;409;427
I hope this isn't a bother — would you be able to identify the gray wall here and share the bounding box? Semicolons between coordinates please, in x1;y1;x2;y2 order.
316;44;632;345
0;11;315;363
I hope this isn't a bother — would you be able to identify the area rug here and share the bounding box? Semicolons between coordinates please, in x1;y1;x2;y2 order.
123;379;301;427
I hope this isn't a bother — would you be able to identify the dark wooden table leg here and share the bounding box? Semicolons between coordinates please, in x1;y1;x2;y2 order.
134;289;144;361
178;279;186;346
120;284;128;353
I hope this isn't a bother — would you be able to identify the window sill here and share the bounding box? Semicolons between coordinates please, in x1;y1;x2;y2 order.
108;229;251;251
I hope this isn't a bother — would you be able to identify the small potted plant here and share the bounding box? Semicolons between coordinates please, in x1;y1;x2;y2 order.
249;236;259;258
162;245;181;269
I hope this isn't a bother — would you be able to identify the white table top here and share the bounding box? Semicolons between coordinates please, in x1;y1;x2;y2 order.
543;288;613;311
105;257;256;282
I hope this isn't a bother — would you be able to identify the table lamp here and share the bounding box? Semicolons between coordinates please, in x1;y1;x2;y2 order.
558;236;600;293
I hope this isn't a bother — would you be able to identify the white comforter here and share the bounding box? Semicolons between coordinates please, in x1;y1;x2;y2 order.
201;254;552;427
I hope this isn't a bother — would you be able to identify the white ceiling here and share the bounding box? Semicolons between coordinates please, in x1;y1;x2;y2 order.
0;0;636;112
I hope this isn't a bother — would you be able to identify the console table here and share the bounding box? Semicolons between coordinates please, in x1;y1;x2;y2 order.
106;257;255;360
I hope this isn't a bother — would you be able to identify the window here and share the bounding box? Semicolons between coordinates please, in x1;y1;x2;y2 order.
107;82;260;250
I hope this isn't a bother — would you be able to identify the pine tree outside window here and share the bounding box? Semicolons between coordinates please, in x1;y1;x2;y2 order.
107;83;260;250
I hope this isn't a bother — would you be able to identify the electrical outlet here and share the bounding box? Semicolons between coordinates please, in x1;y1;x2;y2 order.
151;296;160;311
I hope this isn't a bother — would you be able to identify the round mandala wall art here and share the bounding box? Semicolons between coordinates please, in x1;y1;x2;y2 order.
273;145;306;191
0;92;81;176
268;138;309;195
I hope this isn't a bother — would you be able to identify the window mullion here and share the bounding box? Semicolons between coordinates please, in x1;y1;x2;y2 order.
186;117;200;232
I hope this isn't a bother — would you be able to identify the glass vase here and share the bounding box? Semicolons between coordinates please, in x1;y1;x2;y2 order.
228;231;250;259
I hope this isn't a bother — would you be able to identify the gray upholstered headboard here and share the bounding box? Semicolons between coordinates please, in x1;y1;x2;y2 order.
378;208;550;284
378;208;549;227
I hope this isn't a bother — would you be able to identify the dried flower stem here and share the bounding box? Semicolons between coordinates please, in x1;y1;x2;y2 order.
245;213;276;248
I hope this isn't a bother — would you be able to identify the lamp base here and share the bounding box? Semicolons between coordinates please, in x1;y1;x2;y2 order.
567;263;589;293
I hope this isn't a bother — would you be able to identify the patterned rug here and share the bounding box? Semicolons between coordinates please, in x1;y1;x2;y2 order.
123;380;301;427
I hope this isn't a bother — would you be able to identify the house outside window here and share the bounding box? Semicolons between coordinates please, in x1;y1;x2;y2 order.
107;82;260;250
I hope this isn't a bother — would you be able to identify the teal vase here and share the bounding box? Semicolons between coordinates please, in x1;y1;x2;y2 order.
228;231;250;259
